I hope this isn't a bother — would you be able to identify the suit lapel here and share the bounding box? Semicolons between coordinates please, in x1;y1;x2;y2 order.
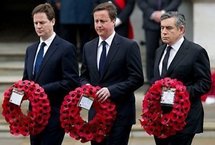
167;40;189;75
154;45;166;78
28;43;39;80
92;39;100;76
100;34;120;79
154;39;189;79
35;36;58;80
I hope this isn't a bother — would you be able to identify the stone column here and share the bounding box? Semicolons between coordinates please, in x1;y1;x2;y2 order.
192;0;215;68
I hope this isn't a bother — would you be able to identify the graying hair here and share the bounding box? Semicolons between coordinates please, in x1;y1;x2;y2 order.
161;11;186;28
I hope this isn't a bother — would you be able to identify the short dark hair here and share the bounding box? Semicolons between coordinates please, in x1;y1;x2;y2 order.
161;11;186;28
32;3;55;21
93;2;117;21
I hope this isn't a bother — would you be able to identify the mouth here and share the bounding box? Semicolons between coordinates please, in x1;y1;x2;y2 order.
162;37;168;40
36;31;43;35
96;29;103;32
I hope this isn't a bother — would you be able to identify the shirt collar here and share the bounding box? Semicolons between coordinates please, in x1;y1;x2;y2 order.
169;36;184;51
98;31;116;47
40;32;56;47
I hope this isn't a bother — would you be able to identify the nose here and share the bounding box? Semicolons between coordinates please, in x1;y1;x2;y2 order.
161;28;168;35
35;23;42;29
37;23;42;28
96;21;102;27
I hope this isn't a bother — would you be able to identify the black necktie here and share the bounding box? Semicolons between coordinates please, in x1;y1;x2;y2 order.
34;42;46;75
99;41;107;75
161;46;172;76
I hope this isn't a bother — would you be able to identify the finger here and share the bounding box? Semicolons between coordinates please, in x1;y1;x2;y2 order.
99;92;109;102
99;95;107;103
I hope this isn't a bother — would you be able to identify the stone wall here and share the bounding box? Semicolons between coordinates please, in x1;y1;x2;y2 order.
192;0;215;68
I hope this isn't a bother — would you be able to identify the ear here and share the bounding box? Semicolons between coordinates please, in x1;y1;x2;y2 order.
179;25;185;34
51;18;56;26
113;18;116;27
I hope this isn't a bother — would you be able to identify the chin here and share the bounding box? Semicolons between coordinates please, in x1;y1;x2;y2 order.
162;39;168;44
36;33;43;37
96;30;102;35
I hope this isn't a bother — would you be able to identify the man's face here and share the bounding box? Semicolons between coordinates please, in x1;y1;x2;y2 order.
94;10;115;40
160;17;184;45
33;12;55;40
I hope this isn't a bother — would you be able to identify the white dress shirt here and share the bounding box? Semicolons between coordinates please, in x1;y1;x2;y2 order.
33;32;56;74
97;31;116;70
159;37;184;75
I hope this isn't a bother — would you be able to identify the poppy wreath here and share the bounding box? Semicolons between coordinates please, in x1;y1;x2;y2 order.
140;77;190;138
201;71;215;102
2;80;51;136
60;85;117;143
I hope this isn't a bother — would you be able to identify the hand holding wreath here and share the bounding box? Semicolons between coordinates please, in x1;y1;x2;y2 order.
2;80;51;136
60;85;117;143
140;77;190;138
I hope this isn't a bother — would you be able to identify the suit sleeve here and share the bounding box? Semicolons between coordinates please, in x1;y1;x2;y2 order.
187;48;211;100
22;47;29;80
117;0;135;23
162;0;182;12
137;0;156;18
108;41;144;99
80;44;90;85
137;0;182;18
42;44;80;95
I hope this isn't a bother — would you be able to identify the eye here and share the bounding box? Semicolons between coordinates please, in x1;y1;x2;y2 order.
94;19;109;24
166;26;173;30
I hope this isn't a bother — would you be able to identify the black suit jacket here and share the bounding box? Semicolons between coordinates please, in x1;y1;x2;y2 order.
138;0;182;30
153;38;211;133
81;33;144;125
23;35;80;108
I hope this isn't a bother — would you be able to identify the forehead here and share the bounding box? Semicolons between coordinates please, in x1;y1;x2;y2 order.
94;10;110;19
33;12;48;20
161;17;176;26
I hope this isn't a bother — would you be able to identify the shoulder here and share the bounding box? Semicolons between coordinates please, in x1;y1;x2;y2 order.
27;42;38;48
53;35;76;49
54;35;71;45
26;42;39;52
178;39;209;62
183;39;206;53
114;33;138;46
84;37;98;48
113;34;141;56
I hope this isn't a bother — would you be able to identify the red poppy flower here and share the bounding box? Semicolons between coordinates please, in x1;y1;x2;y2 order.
140;77;190;138
60;85;117;143
2;80;51;136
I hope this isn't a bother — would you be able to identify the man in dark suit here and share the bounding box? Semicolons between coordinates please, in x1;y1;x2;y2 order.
152;11;211;145
52;0;94;61
94;0;135;39
137;0;182;83
80;2;144;145
22;3;80;145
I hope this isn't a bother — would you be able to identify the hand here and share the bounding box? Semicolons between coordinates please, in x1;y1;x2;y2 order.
151;11;163;23
115;18;122;27
96;87;110;103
